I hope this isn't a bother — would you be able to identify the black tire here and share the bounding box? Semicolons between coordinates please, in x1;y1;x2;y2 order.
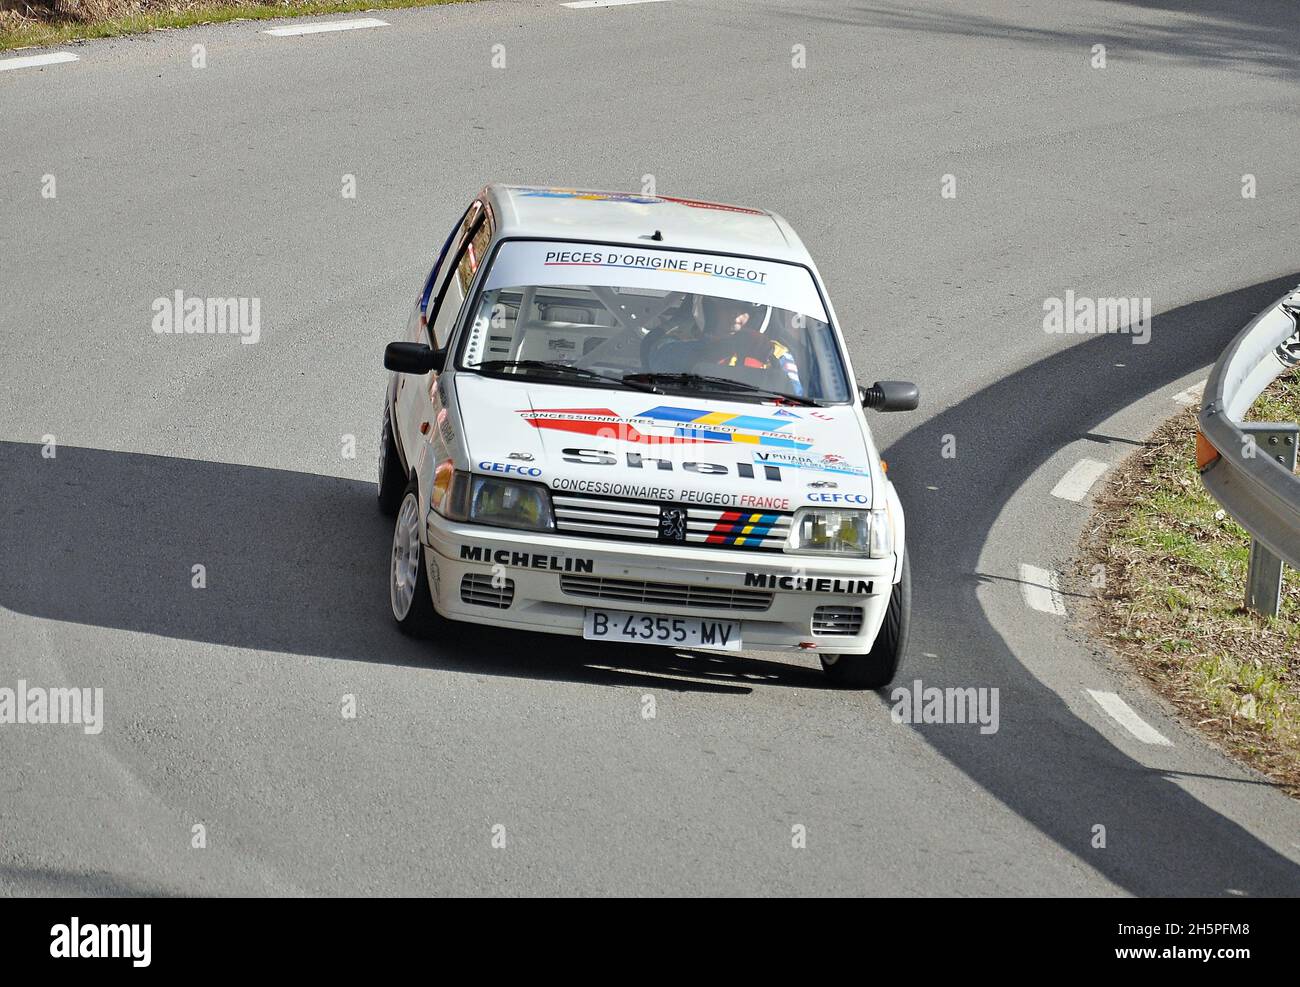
390;483;440;636
377;402;405;517
820;553;911;689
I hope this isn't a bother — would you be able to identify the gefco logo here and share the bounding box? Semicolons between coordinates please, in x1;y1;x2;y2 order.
477;460;542;478
807;492;870;504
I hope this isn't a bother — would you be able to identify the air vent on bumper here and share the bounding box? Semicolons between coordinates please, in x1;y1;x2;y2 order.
560;575;772;612
812;605;864;635
460;573;515;609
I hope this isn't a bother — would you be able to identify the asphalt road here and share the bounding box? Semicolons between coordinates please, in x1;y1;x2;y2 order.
2;0;1299;896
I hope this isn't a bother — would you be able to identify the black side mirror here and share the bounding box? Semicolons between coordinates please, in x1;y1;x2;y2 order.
860;380;919;412
385;341;445;375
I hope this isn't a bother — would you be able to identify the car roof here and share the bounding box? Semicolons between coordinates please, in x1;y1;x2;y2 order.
483;184;813;264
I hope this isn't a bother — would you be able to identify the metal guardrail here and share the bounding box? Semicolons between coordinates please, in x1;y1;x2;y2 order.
1198;287;1300;616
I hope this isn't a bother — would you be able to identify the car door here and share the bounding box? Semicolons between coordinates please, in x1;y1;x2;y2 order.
395;201;490;468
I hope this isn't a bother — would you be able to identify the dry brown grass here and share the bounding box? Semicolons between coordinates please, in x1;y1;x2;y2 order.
4;0;229;27
1080;378;1300;796
1;0;459;48
2;0;354;19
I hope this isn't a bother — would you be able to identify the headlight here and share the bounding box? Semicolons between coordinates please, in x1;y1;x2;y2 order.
786;507;892;559
438;470;555;532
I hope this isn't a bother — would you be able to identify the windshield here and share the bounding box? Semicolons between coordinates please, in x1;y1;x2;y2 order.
457;240;853;403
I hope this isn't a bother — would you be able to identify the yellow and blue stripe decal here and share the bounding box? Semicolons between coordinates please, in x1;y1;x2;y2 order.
515;188;661;204
639;406;813;450
706;511;782;546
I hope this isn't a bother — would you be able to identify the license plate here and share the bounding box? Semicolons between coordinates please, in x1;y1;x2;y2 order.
582;609;742;651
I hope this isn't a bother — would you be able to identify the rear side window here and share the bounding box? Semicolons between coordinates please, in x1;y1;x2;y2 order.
429;220;491;351
419;205;472;316
427;204;490;350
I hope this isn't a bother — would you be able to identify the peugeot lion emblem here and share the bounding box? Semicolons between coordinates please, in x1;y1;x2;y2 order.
659;507;688;543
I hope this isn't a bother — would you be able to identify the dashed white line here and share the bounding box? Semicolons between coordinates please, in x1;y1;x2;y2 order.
262;17;389;36
1172;380;1207;407
1050;458;1109;502
562;0;672;7
0;52;79;72
1086;689;1174;746
1018;564;1066;616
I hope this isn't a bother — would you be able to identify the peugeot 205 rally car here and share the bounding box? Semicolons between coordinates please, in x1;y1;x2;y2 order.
378;185;919;687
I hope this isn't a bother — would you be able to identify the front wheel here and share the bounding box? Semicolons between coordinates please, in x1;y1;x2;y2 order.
377;404;405;517
820;553;911;689
390;483;439;636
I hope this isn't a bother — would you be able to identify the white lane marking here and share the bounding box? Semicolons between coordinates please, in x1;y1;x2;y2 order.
1019;564;1066;616
563;0;672;7
0;52;79;72
1172;380;1206;406
1050;458;1109;502
1086;689;1174;746
262;17;388;36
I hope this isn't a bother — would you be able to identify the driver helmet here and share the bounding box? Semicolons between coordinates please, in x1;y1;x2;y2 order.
697;295;771;336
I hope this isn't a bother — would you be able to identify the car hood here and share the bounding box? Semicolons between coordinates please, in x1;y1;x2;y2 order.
455;374;876;511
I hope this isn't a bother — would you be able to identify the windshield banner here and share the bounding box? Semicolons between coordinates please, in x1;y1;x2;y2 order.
484;240;829;323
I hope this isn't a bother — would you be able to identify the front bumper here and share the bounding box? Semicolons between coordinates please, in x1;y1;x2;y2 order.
424;515;897;655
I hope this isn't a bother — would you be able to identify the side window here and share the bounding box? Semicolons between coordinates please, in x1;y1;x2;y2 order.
428;216;491;351
424;203;482;342
419;205;472;316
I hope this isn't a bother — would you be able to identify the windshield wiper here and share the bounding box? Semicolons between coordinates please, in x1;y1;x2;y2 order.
475;360;660;393
621;372;821;406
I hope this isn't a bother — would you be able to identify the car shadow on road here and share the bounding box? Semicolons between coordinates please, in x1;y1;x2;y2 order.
0;864;180;897
0;442;826;695
881;272;1300;896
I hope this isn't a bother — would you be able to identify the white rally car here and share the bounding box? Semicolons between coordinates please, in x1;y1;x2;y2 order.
379;185;919;687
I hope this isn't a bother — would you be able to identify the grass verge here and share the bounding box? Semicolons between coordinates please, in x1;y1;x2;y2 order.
1080;375;1300;796
0;0;461;51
